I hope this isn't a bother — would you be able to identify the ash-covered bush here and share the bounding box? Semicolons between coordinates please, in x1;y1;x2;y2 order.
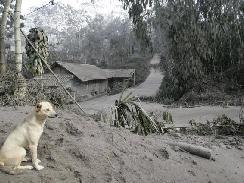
0;71;68;107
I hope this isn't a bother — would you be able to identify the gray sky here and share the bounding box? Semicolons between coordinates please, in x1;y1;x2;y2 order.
22;0;126;16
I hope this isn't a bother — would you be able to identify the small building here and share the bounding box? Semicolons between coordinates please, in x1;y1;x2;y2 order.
104;69;135;90
31;61;135;101
32;61;108;101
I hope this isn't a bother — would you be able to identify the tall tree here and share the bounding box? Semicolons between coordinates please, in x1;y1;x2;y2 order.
14;0;22;73
0;0;11;74
14;0;26;98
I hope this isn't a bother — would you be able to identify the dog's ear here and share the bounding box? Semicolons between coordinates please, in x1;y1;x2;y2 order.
36;103;42;112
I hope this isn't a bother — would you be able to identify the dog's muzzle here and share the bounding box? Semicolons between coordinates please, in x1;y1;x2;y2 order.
48;113;58;118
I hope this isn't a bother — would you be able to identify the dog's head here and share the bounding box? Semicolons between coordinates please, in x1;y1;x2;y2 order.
36;101;58;118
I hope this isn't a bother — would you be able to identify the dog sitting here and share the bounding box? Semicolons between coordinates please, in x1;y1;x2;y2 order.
0;101;57;174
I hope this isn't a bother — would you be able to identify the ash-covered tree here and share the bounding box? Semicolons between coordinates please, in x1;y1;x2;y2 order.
119;0;244;102
0;0;13;74
13;0;26;98
62;15;141;67
0;0;24;75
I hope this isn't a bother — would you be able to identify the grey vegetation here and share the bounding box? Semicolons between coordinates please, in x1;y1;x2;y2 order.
0;0;11;74
26;27;49;76
119;0;244;104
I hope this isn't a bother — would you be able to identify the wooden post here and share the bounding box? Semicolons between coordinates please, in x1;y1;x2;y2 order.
133;70;136;86
40;74;43;90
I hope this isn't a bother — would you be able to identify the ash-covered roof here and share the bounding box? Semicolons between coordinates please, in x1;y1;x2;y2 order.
32;73;73;87
104;69;135;78
55;61;108;82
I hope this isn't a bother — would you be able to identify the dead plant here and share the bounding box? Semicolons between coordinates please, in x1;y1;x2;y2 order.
108;92;174;135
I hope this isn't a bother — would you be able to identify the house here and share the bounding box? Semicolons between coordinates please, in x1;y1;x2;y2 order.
104;69;135;90
31;61;135;101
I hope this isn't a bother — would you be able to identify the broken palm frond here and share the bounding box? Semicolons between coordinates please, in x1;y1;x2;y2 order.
162;111;173;124
189;115;242;136
26;28;49;76
109;92;174;135
147;110;175;133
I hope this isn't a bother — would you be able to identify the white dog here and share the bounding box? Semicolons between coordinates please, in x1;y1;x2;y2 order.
0;101;57;174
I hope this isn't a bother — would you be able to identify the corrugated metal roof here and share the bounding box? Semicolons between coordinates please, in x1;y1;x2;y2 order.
104;69;135;78
55;61;108;82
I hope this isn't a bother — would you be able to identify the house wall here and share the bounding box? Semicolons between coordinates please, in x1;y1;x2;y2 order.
108;78;131;90
52;65;108;99
71;79;108;97
86;79;108;94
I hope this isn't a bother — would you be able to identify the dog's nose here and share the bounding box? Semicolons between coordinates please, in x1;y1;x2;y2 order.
54;113;58;117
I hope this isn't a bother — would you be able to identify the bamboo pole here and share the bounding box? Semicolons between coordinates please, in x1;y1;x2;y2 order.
14;0;22;73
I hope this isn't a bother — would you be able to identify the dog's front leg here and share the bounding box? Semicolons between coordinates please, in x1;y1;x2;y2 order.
22;156;41;163
29;144;44;170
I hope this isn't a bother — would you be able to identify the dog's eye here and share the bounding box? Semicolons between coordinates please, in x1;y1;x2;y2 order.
46;109;50;111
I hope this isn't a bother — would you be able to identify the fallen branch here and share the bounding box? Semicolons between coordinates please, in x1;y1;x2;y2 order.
165;141;212;159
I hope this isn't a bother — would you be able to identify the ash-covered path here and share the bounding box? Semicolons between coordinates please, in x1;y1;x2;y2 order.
126;54;163;97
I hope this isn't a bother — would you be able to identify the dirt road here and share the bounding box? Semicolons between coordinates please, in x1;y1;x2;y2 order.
80;54;164;113
80;55;241;126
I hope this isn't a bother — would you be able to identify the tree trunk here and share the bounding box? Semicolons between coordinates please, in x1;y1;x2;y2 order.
14;0;26;99
14;0;22;73
0;0;11;75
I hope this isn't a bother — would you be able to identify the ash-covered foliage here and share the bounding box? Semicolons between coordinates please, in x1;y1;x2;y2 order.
120;0;244;103
26;28;49;76
188;115;242;136
0;70;67;107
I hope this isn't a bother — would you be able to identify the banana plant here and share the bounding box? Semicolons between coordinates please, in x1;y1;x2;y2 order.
110;92;163;135
26;28;49;76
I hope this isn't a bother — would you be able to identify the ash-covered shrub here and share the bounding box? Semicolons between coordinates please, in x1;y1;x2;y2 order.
26;83;68;107
188;115;241;136
0;71;68;107
0;70;26;106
